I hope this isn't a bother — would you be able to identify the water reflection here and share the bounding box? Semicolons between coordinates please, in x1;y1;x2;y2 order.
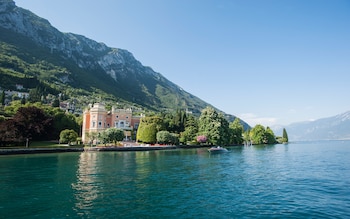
72;152;100;215
135;152;152;185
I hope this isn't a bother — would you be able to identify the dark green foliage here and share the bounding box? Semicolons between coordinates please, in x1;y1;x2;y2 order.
136;116;167;143
20;96;26;105
59;129;78;145
156;131;179;145
162;109;187;134
52;111;80;139
0;90;5;105
282;128;289;143
250;125;266;144
0;103;80;146
250;125;277;145
28;87;42;103
180;115;198;144
100;128;124;145
198;107;230;145
52;97;59;107
265;127;277;144
157;131;171;144
229;118;244;145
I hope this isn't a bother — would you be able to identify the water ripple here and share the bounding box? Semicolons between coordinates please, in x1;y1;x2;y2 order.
1;142;350;218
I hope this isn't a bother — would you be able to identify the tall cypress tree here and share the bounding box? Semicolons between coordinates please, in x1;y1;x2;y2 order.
282;128;289;143
0;90;5;106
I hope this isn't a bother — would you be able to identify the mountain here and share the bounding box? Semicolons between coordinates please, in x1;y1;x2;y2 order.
274;111;350;141
0;0;249;128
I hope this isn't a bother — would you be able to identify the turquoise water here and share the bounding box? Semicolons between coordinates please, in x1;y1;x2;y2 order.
1;141;350;218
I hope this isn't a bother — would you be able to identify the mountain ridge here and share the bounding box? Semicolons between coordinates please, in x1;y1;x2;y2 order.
273;111;350;141
0;0;250;128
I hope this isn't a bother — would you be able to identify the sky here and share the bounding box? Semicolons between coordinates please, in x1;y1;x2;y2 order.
14;0;350;127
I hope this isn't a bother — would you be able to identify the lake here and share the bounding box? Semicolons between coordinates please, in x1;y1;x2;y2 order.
1;141;350;218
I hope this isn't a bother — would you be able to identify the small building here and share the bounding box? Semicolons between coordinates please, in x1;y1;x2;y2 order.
15;84;24;90
82;103;142;144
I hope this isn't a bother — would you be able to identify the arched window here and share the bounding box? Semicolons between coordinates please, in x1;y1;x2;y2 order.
119;121;125;128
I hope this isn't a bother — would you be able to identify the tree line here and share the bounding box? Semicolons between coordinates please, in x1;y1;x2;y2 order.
0;101;288;147
0;100;80;146
137;106;288;145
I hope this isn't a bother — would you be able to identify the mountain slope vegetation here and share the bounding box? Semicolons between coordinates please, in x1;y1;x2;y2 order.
0;0;249;128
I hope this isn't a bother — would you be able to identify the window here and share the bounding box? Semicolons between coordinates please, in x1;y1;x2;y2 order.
116;115;119;118
92;121;96;128
98;121;102;128
119;121;125;128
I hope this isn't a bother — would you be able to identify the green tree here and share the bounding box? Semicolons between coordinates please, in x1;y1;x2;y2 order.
20;96;26;105
99;131;108;145
136;116;164;144
243;130;252;145
180;115;198;144
0;90;5;106
52;111;79;139
4;100;23;116
167;109;187;133
250;125;277;145
198;107;230;145
157;131;172;144
59;129;78;145
85;131;98;146
156;131;178;145
52;97;60;107
265;127;276;144
170;133;179;145
250;124;266;144
28;87;42;103
105;128;124;144
282;128;289;143
229;118;244;145
137;122;157;144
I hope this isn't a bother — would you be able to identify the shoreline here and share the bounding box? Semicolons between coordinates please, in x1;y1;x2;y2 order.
0;147;85;155
0;144;247;155
85;145;177;152
0;145;203;155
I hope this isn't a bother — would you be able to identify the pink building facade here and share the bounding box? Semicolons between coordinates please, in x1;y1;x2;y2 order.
82;103;142;144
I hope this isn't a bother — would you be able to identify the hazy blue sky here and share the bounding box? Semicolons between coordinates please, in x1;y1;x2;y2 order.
15;0;350;127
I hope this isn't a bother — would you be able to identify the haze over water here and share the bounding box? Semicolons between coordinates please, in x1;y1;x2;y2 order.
1;141;350;218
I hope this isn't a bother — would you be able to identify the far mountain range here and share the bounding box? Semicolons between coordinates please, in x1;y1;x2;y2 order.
273;111;350;141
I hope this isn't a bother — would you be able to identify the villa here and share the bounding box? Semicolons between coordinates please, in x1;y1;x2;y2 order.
82;103;143;144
